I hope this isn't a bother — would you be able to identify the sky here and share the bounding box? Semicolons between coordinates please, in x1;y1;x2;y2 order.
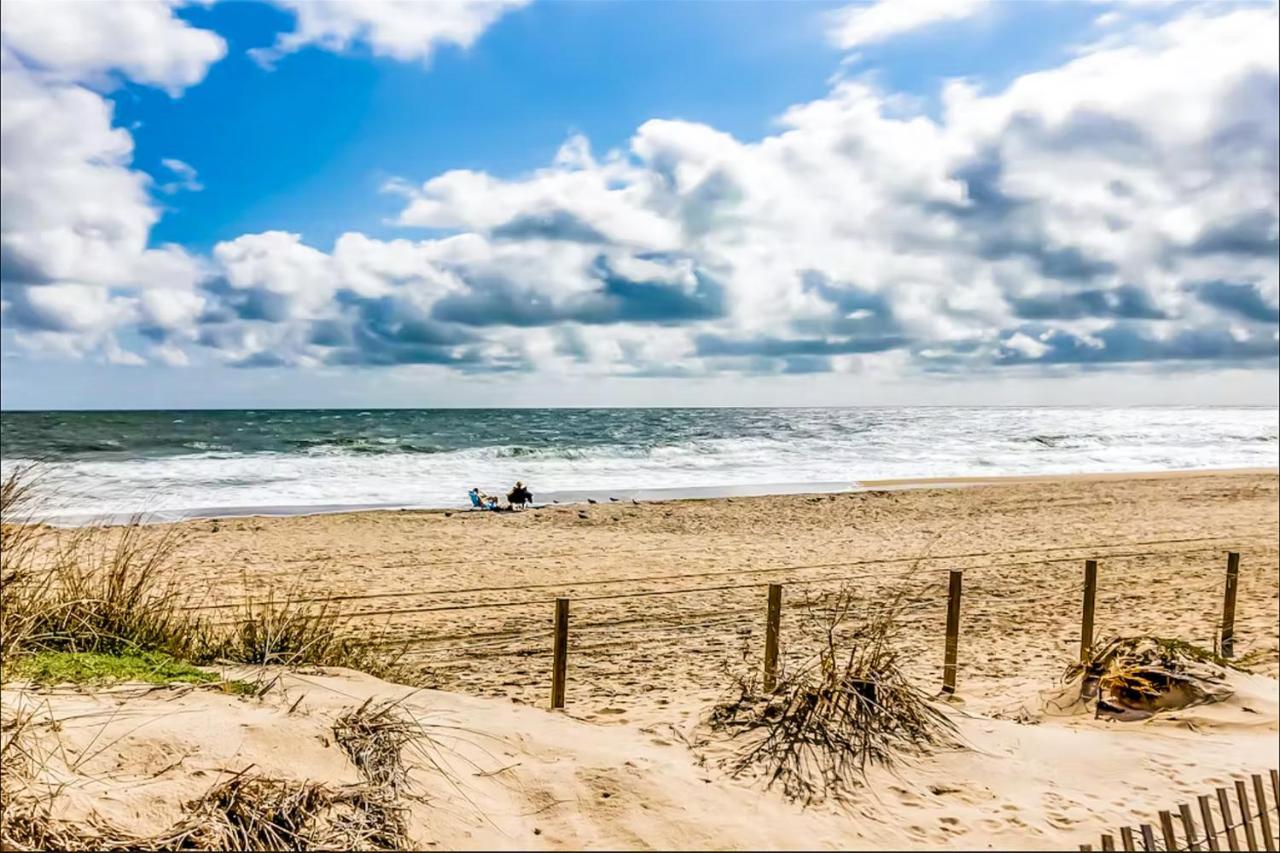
1;0;1277;409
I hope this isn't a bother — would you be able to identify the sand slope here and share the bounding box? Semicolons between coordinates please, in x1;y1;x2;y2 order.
4;664;1277;851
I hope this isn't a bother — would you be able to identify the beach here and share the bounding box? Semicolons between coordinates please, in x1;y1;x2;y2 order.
5;468;1278;849
159;469;1280;714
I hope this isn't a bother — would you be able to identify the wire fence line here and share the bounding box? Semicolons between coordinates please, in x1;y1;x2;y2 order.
201;540;1272;629
179;530;1279;613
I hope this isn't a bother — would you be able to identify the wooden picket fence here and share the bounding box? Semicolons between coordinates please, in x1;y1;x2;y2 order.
1081;770;1279;852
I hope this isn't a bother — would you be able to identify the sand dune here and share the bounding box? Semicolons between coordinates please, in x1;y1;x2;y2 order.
4;662;1277;850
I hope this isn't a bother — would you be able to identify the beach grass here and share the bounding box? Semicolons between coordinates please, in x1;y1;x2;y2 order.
6;649;255;695
1;466;404;683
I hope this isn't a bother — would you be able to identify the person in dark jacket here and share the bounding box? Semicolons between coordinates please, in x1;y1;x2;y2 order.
507;481;533;509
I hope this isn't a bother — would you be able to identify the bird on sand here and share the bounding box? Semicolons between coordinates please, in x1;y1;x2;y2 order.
587;498;598;504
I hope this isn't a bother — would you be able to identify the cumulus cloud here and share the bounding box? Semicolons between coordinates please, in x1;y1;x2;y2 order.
827;0;989;50
251;0;528;66
0;0;220;362
0;0;225;94
3;1;1277;382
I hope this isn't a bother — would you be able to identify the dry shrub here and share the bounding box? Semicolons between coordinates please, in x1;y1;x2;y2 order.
708;585;959;804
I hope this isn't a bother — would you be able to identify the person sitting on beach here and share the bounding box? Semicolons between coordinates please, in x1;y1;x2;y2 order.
507;481;533;509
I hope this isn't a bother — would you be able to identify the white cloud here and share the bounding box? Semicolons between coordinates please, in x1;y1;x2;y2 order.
1;0;221;363
2;0;1276;383
159;157;203;193
252;0;528;66
0;0;225;95
828;0;988;50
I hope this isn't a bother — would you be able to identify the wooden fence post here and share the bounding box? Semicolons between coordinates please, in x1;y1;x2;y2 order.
763;583;782;692
1218;787;1242;851
1201;794;1222;851
1140;824;1157;852
942;570;962;694
1236;780;1259;852
550;597;569;710
1180;803;1202;851
1160;811;1179;851
1120;826;1136;851
1081;559;1098;662
1252;774;1275;852
1221;552;1240;658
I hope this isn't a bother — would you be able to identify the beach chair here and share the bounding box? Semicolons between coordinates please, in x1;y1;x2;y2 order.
468;491;490;511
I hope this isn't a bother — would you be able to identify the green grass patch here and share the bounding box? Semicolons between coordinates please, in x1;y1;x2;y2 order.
6;650;255;694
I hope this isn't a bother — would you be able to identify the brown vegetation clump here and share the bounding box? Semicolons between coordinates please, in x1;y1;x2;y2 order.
1058;636;1237;720
708;587;959;804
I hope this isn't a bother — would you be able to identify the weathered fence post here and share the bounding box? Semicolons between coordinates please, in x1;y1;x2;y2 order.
1179;803;1202;851
1236;779;1259;852
763;583;782;692
942;570;962;694
1200;794;1222;851
1160;811;1179;851
1252;774;1275;852
1081;559;1098;663
1221;552;1240;657
550;597;569;710
1218;787;1242;851
1120;826;1137;851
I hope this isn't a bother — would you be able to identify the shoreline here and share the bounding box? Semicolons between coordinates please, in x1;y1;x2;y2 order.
36;465;1279;526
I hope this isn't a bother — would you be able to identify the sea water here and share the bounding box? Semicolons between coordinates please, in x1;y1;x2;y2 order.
1;407;1275;520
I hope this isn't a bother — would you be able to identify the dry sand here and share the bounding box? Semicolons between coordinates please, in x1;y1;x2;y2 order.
6;469;1279;849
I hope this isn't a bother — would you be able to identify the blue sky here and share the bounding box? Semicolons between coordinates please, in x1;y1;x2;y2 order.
1;0;1277;408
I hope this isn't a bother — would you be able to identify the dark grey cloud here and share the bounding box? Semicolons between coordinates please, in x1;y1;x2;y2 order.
996;323;1279;366
491;210;609;243
1194;281;1280;324
781;354;832;374
695;333;907;358
1188;213;1279;258
198;278;293;323
939;150;1117;282
432;257;724;327
795;271;900;337
1010;285;1166;321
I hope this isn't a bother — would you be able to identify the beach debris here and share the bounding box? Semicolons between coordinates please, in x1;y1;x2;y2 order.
577;511;589;519
706;590;958;804
1053;636;1236;721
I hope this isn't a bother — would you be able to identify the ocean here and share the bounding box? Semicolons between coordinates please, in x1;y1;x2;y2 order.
1;407;1276;521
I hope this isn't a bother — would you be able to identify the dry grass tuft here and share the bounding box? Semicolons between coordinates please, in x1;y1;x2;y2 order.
1;466;404;681
208;592;404;680
333;698;427;799
708;585;959;804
